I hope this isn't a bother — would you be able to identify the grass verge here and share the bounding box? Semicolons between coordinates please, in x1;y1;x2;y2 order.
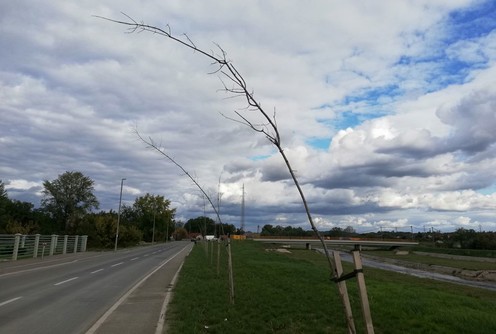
362;250;496;270
166;241;496;334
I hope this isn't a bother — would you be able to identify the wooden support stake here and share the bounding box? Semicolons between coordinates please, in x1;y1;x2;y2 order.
216;240;221;277
210;239;214;265
227;238;235;305
351;250;374;334
333;251;357;334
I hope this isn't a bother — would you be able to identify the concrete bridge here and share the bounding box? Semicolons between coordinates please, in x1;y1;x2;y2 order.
253;238;418;249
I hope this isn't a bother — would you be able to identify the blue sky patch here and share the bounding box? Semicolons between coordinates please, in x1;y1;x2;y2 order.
333;110;387;131
249;154;272;161
478;184;496;195
342;84;401;106
307;137;331;150
446;0;496;41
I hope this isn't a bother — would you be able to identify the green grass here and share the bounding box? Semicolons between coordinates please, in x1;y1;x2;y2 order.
414;245;496;258
362;250;496;270
166;241;496;334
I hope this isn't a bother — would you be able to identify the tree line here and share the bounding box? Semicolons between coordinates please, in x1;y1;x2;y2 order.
0;171;221;249
261;224;496;250
183;216;240;237
261;224;357;238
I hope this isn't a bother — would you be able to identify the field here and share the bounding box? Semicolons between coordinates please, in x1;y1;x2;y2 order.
165;240;496;334
362;249;496;270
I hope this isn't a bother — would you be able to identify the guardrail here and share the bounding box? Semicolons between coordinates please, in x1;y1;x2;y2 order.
0;234;88;261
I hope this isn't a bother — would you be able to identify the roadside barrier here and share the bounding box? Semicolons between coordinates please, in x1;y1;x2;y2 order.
0;234;88;261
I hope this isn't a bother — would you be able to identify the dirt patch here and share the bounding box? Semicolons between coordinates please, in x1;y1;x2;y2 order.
362;254;496;283
266;248;292;254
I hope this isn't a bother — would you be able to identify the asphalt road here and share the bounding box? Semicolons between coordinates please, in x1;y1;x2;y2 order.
0;241;191;334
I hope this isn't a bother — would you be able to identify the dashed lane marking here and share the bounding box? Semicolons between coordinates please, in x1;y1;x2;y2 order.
54;277;78;286
0;297;22;307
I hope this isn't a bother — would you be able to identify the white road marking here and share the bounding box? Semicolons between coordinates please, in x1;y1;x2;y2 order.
155;261;186;334
143;254;149;257
54;277;78;286
86;244;192;334
130;257;139;261
111;262;124;267
0;297;22;307
91;269;104;274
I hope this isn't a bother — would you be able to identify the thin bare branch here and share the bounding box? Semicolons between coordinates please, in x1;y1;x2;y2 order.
101;11;335;281
134;129;225;235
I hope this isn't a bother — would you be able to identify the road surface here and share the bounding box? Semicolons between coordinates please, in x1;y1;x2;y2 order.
0;241;191;334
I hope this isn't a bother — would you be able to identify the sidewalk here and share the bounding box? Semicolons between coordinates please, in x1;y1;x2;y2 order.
87;243;193;334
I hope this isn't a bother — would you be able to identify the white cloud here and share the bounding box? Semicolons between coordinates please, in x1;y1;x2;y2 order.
1;0;495;232
5;180;41;191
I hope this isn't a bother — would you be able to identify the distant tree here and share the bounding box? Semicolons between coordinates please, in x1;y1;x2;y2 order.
127;193;175;242
0;181;44;234
78;211;142;249
41;171;99;232
260;224;275;236
185;216;216;236
343;226;356;235
259;224;279;236
3;200;39;234
261;224;313;237
0;180;9;231
92;212;116;248
0;180;7;201
173;227;188;241
220;223;237;236
451;228;478;248
33;207;57;234
473;232;496;250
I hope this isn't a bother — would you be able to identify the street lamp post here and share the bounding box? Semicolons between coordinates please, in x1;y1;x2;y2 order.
152;207;156;245
114;178;126;252
165;211;169;243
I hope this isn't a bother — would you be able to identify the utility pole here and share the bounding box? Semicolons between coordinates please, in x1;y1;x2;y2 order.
240;183;245;233
165;212;169;243
217;172;223;238
152;201;156;245
114;178;126;252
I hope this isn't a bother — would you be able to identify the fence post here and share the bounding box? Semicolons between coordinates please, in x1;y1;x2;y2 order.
50;234;57;256
33;234;41;258
21;235;26;248
12;233;22;261
74;235;79;253
81;235;88;252
63;235;68;254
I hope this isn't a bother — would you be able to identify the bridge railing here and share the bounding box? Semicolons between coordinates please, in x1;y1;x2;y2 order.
0;234;88;261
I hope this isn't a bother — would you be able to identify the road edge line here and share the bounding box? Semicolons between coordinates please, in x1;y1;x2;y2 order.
85;244;191;334
155;245;193;334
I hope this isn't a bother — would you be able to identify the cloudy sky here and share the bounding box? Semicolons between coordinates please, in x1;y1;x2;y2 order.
1;0;496;233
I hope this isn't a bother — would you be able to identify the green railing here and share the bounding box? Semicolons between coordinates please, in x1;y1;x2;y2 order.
0;234;88;261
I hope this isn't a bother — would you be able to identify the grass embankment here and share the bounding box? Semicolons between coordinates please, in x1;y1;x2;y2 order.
413;245;496;258
166;241;496;334
362;250;496;270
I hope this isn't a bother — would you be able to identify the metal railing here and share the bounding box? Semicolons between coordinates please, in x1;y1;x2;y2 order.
0;234;88;261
